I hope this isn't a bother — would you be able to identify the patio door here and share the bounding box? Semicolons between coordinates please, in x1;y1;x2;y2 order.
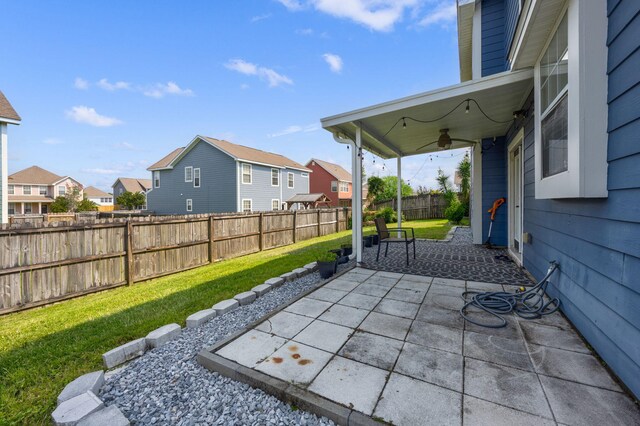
508;131;524;264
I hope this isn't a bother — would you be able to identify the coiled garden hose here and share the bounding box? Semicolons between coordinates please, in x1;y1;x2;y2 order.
460;261;561;328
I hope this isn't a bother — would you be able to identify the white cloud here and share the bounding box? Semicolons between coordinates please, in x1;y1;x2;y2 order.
322;53;343;73
251;13;272;22
296;28;314;35
225;59;293;87
143;81;194;98
65;106;123;127
82;160;149;176
240;84;250;90
268;123;319;138
74;78;89;90
113;141;139;151
43;138;63;145
418;1;456;27
97;78;131;91
82;168;121;175
277;0;304;11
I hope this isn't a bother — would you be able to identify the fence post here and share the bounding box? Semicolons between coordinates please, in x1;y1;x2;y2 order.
258;213;264;251
336;208;339;233
126;220;134;285
208;215;215;263
292;210;297;243
317;210;321;237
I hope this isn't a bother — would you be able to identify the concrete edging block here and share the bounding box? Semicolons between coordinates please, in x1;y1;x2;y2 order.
303;262;318;272
51;391;104;426
77;405;130;426
234;291;257;306
212;299;239;315
280;271;298;281
292;267;308;277
57;371;105;405
251;284;272;297
102;338;147;369
146;323;181;349
186;309;217;329
265;277;285;288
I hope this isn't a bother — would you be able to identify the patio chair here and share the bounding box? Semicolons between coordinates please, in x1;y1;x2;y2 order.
374;217;416;265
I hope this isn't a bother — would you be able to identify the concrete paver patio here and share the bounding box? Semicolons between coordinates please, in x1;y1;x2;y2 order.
198;267;640;425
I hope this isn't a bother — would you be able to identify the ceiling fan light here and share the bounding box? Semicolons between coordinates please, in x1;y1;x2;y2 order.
437;130;451;149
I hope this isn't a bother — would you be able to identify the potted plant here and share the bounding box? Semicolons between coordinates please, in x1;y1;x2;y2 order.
371;234;379;245
328;248;348;265
317;251;338;279
341;243;353;256
363;235;374;247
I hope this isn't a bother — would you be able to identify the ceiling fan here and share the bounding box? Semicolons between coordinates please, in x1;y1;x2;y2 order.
417;129;477;151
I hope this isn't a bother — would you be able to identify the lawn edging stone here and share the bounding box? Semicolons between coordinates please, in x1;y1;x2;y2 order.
146;323;181;349
51;391;104;426
303;262;318;272
265;277;285;288
280;271;298;281
76;405;130;426
234;291;257;306
102;338;147;369
186;309;217;329
293;267;308;277
251;284;272;296
212;299;240;315
57;370;105;405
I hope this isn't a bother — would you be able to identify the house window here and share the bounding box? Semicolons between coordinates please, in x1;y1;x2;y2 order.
271;168;279;186
272;199;280;211
301;172;309;178
242;164;252;184
24;185;32;195
58;186;65;196
39;186;47;195
153;171;160;188
242;199;252;213
540;13;568;178
331;181;338;192
41;205;48;214
25;204;32;214
194;168;200;188
8;185;14;195
534;2;607;198
287;172;294;189
339;182;349;192
186;199;193;212
8;203;15;215
185;166;193;182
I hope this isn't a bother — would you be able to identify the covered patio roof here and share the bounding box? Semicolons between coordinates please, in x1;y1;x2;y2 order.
321;69;533;159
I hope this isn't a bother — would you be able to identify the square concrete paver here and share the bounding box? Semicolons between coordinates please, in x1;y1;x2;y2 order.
375;271;404;279
431;277;465;288
338;331;403;370
307;287;349;303
395;279;431;291
406;320;462;354
423;291;465;311
364;275;399;288
462;309;522;340
463;395;556;426
308;356;388;416
255;311;314;339
466;281;505;293
374;373;461;426
352;283;389;298
359;312;412;340
323;278;360;292
539;375;640;425
416;304;464;330
318;304;369;328
464;358;552;418
338;292;381;310
294;320;353;353
216;329;286;368
385;287;426;303
519;321;589;353
399;274;433;284
464;330;532;371
374;298;419;319
394;342;463;392
528;344;620;391
255;341;332;385
284;298;332;318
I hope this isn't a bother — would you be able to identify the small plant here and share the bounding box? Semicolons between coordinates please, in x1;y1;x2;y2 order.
375;207;397;224
316;251;338;263
445;197;465;224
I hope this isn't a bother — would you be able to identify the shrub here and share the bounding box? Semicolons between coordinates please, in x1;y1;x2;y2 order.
316;251;338;263
375;207;397;224
445;198;466;224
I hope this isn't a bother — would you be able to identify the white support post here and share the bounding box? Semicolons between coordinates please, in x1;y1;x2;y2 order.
352;125;364;263
471;144;483;244
0;124;7;224
396;156;402;237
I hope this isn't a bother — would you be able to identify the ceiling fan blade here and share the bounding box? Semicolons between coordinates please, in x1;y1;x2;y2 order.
416;140;438;151
451;138;478;144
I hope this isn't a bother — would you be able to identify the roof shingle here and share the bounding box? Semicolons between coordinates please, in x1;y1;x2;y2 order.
114;178;151;193
8;166;63;185
307;158;352;182
83;186;111;198
0;90;21;123
147;147;185;170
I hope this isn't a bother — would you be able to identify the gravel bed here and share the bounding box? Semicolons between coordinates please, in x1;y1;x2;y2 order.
100;263;354;425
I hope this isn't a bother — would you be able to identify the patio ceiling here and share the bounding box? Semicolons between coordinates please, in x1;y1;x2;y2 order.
321;69;534;159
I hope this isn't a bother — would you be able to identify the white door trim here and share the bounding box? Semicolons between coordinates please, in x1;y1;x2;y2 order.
507;128;525;265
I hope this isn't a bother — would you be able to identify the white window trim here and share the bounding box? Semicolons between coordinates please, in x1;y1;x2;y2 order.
24;185;32;195
242;198;252;213
242;163;252;185
194;168;201;188
287;172;294;189
331;181;338;192
39;186;47;195
8;184;14;195
185;166;193;182
301;172;309;178
339;181;349;192
186;198;193;212
534;0;608;199
153;171;160;188
271;199;280;211
271;168;280;187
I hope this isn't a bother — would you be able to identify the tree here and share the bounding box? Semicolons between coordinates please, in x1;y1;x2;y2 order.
457;153;471;214
366;176;384;201
374;176;413;202
436;168;453;194
116;191;146;210
77;198;98;212
50;196;70;213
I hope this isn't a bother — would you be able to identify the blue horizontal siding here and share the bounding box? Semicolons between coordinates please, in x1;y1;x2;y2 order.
607;11;640;71
481;0;507;77
481;136;507;246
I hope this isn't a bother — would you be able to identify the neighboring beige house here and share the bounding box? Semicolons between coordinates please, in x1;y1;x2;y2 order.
1;90;22;224
112;177;151;210
7;166;82;215
83;186;113;206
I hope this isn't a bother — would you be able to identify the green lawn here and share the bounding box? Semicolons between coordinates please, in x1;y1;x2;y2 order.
364;218;455;240
0;219;453;425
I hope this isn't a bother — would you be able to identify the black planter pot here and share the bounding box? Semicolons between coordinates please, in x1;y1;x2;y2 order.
341;245;353;256
363;235;373;247
371;235;379;245
329;248;348;264
318;260;336;279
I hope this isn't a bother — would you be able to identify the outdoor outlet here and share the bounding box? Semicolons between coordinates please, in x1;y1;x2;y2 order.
522;232;532;244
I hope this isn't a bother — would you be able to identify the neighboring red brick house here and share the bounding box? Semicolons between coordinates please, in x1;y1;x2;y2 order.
305;159;353;207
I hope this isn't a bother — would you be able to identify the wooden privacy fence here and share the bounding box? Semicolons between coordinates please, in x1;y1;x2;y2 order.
0;208;349;315
371;194;447;220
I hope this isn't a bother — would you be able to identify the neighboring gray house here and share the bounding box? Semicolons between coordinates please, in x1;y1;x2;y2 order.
112;177;152;210
147;136;311;215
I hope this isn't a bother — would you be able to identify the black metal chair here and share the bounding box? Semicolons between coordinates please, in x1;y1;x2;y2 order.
374;217;416;266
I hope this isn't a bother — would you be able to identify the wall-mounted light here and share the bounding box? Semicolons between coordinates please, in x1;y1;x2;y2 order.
513;109;527;119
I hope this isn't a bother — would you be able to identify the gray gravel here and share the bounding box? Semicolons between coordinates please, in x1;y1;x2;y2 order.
100;263;354;425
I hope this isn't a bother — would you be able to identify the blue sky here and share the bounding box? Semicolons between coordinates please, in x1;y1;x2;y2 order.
1;0;467;193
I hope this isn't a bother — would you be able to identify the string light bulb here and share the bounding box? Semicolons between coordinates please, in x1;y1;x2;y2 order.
465;100;470;114
402;118;407;129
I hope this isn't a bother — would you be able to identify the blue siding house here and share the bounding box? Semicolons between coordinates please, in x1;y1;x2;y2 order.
147;136;311;215
322;0;640;399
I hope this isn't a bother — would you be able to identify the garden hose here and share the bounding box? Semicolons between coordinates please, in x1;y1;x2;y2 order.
460;261;561;328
